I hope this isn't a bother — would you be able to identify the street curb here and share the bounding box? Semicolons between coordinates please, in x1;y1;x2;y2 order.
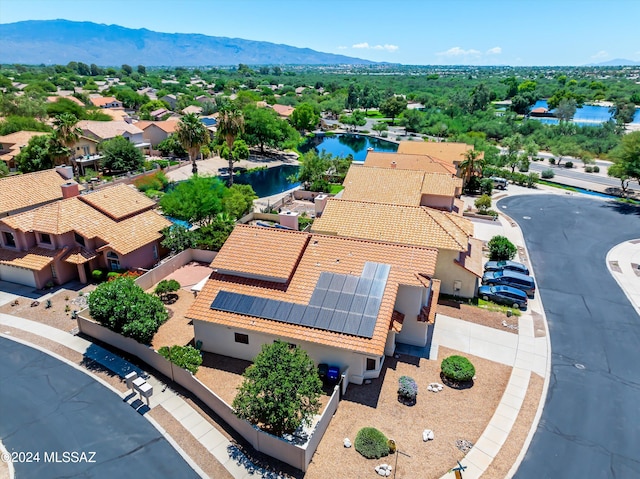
0;333;207;479
606;240;640;317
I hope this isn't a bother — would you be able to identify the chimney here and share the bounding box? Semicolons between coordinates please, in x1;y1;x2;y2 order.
314;194;329;217
61;182;80;199
56;165;74;180
279;210;299;230
391;161;397;169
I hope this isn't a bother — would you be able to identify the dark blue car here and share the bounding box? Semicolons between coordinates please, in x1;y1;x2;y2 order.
481;270;536;297
484;260;529;276
478;285;528;309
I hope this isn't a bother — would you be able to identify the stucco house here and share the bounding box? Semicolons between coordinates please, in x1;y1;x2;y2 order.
186;225;440;386
134;120;179;149
396;141;482;170
271;104;295;118
0;130;49;170
160;94;178;110
0;183;171;288
89;96;124;109
312;198;482;298
364;151;457;175
341;165;464;213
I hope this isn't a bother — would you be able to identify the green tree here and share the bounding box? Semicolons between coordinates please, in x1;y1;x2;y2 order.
551;139;580;167
159;175;226;226
137;65;146;75
223;183;257;219
46;97;85;119
98;136;144;172
372;121;388;136
290;103;319;132
161;225;197;253
217;107;245;185
157;134;188;158
475;194;492;213
50;112;81;166
243;106;290;154
607;161;631;196
459;148;484;190
488;235;517;261
609;131;640;194
0;116;51;136
176;113;209;175
232;341;323;437
121;64;133;75
158;345;202;375
0;161;9;177
470;83;491;112
193;213;235;251
154;279;181;302
15;135;54;173
379;96;407;125
87;277;168;344
555;98;577;123
502;134;524;173
401;109;424;133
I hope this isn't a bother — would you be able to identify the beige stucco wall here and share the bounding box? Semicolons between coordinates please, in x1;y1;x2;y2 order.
421;194;454;211
394;284;430;347
435;249;478;298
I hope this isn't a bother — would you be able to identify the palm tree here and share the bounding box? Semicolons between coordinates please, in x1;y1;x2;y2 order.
217;107;245;186
176;113;209;175
459;148;484;190
51;113;82;166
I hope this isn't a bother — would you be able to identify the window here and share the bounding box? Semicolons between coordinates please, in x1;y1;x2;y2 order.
40;233;51;244
152;244;158;260
234;333;249;344
106;251;120;271
74;232;85;247
3;231;16;247
50;264;57;279
366;358;376;371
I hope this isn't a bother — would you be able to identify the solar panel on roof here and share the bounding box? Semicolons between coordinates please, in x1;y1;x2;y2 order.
209;262;392;339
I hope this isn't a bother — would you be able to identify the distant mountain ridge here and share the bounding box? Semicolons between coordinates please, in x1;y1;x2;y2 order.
587;58;640;66
0;19;374;66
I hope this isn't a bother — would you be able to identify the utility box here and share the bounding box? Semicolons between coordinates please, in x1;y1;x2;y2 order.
279;210;299;230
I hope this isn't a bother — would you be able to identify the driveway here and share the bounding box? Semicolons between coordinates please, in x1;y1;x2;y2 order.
499;195;640;478
0;337;199;478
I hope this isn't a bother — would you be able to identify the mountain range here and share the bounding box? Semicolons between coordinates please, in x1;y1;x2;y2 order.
587;59;640;66
0;20;374;66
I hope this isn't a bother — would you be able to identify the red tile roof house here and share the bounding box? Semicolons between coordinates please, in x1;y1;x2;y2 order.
186;225;440;386
89;96;124;109
0;183;171;288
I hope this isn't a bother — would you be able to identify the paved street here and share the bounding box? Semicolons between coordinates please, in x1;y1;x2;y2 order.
499;195;640;478
0;338;199;479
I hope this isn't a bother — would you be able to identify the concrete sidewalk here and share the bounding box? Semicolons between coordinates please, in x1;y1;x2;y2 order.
0;313;283;479
606;240;640;316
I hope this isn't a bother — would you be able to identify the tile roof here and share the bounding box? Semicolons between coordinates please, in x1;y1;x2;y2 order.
182;105;203;115
212;226;311;282
187;225;438;356
89;96;120;107
0;169;68;216
63;246;98;264
312;199;473;252
0;246;59;271
99;108;129;121
0;130;49;149
341;166;461;206
79;183;155;220
46;95;85;106
1;185;171;256
364;152;457;175
396;141;479;165
134;120;178;134
271;104;295;117
76;121;143;141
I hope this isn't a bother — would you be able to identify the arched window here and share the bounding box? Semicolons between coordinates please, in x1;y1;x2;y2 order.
106;251;120;271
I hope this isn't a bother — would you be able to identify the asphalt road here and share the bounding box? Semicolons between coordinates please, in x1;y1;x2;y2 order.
527;162;633;191
0;337;199;479
499;195;640;478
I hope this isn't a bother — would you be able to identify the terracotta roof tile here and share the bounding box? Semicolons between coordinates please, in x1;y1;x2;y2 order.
364;152;457;175
89;96;120;107
0;169;68;215
312;199;473;252
79;184;155;220
76;120;143;141
62;246;98;264
396;141;480;165
0;246;59;271
187;226;438;356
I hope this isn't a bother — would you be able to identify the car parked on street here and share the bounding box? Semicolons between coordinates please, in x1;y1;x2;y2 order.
478;285;528;309
484;260;530;276
481;270;536;297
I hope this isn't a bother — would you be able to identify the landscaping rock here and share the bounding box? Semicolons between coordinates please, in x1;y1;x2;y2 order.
427;382;444;392
422;429;434;441
343;438;351;448
375;464;392;476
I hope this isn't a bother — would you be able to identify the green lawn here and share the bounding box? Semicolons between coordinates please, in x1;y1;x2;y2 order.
328;184;344;194
477;298;522;316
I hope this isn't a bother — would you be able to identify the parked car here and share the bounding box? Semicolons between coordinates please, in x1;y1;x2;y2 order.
481;270;536;297
484;260;529;276
478;285;528;309
490;176;508;190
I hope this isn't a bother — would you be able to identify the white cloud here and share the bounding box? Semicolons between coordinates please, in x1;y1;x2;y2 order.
486;47;502;55
337;46;347;50
591;50;609;59
352;42;399;52
437;47;481;57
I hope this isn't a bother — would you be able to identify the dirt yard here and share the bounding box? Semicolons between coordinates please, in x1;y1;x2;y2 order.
437;298;519;333
306;346;511;479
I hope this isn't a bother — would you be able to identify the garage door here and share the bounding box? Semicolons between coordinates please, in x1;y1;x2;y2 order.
0;265;37;288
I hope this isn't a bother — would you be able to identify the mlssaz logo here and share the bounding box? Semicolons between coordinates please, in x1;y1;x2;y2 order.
44;451;97;463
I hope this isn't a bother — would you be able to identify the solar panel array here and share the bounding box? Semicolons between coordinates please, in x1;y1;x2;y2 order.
209;262;391;339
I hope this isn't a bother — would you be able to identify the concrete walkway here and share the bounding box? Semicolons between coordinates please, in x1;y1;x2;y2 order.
606;239;640;316
0;313;283;479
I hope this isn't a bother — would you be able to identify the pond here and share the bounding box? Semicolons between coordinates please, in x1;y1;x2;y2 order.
233;164;301;198
530;100;640;126
300;133;398;161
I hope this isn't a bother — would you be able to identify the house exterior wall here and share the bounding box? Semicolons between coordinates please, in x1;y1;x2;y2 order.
420;194;454;211
73;138;99;157
106;242;160;271
394;284;430;347
122;131;145;145
193;320;385;385
435;249;477;298
142;125;170;147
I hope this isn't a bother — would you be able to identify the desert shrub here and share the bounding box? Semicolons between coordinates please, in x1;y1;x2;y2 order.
154;279;181;301
158;345;202;374
488;235;517;261
398;376;418;402
593;165;600;173
91;269;104;282
441;355;476;382
548;158;556;165
565;161;573;168
526;172;539;188
354;427;390;459
541;169;555;179
474;194;492;213
486;209;499;218
479;178;493;195
585;166;593;173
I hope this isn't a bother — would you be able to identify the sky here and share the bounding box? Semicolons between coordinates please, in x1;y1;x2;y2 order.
1;0;639;66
